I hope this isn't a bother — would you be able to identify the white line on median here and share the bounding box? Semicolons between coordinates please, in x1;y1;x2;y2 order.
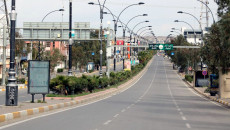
113;114;119;118
186;123;191;128
103;120;112;125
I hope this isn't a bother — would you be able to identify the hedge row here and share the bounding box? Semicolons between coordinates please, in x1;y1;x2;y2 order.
49;50;155;95
185;75;193;83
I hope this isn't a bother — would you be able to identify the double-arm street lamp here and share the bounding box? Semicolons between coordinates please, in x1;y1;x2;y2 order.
197;0;215;25
174;20;197;44
112;2;145;71
88;0;108;77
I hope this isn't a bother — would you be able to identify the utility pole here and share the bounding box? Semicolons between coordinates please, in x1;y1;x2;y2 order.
1;25;6;86
5;0;18;106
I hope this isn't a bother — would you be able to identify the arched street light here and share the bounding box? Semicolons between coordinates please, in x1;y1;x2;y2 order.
170;30;181;35
136;26;152;34
172;28;181;32
197;0;215;24
112;2;145;71
41;9;64;22
174;20;197;44
88;0;108;77
177;11;204;44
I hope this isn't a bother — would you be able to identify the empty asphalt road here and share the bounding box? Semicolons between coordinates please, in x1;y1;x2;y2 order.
1;56;230;130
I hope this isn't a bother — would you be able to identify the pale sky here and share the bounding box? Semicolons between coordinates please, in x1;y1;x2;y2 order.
13;0;218;36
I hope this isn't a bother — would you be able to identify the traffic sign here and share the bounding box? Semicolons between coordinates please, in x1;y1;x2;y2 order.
149;44;173;50
202;70;208;76
171;52;175;56
92;52;95;56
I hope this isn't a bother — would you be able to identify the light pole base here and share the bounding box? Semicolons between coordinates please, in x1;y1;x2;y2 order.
5;70;18;106
68;70;72;76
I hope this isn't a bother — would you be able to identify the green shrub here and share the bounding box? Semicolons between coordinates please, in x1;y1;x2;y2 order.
17;78;25;84
99;77;110;88
57;68;64;73
185;75;193;83
87;76;99;92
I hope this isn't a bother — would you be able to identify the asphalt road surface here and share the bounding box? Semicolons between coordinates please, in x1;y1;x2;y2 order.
1;56;230;130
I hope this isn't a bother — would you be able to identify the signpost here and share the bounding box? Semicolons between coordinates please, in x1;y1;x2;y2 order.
28;61;50;102
202;70;208;79
149;44;173;50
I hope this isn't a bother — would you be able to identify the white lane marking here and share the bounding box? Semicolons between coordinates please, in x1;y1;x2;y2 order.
127;106;131;109
181;116;187;121
164;61;190;124
175;69;230;111
121;109;126;112
186;123;191;129
103;120;112;125
177;108;181;111
138;61;159;99
113;114;119;118
179;112;183;115
131;104;135;106
0;94;117;130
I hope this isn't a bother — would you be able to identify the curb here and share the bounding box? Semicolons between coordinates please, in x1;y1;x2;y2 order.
0;57;153;123
183;80;230;107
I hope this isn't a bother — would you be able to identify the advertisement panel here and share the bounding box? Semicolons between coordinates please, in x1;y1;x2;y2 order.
28;61;50;94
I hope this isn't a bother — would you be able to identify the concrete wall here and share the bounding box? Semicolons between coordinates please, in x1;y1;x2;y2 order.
219;69;230;98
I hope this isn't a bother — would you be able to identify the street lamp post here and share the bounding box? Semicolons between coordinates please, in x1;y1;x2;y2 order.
177;11;204;44
39;9;64;61
121;14;147;69
68;0;73;76
5;0;18;106
174;20;197;44
113;2;145;71
197;0;216;25
89;0;107;77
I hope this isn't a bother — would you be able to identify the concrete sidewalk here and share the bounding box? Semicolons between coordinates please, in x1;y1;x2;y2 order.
184;80;230;107
0;58;153;123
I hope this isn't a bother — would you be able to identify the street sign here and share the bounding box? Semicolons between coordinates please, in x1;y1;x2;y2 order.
202;70;208;76
149;44;173;50
92;52;95;56
28;61;50;94
116;50;120;54
171;52;175;56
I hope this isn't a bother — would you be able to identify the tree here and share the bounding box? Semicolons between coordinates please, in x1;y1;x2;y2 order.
42;48;66;72
215;0;230;16
201;24;221;74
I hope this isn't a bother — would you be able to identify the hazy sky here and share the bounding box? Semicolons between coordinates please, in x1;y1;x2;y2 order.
13;0;218;36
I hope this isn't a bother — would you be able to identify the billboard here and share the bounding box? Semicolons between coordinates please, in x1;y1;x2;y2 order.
28;61;50;94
